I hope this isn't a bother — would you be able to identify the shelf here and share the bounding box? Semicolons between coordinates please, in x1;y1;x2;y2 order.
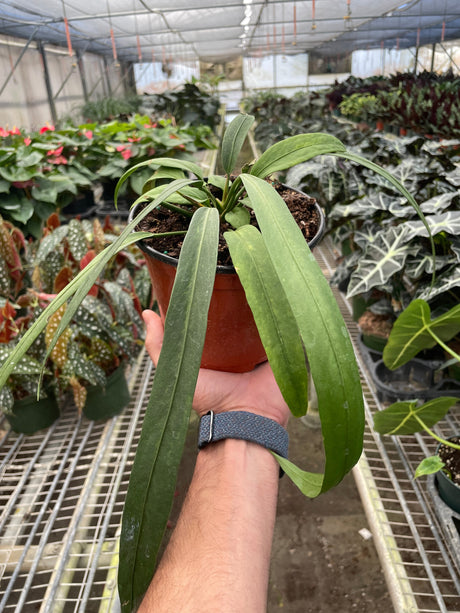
0;237;459;611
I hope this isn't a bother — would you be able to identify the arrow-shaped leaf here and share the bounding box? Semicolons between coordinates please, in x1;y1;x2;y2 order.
383;299;460;369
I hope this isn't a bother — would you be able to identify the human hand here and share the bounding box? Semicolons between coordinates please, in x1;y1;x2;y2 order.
142;310;290;427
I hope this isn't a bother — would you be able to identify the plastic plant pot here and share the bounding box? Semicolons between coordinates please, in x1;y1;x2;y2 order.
435;437;460;514
129;188;325;373
7;392;60;435
83;365;131;420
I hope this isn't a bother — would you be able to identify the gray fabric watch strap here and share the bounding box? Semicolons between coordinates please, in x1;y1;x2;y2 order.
198;411;289;459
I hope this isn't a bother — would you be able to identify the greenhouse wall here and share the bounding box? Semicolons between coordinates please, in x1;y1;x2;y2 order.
0;34;132;130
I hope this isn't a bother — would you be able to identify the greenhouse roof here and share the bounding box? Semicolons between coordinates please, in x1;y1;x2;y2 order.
0;0;459;64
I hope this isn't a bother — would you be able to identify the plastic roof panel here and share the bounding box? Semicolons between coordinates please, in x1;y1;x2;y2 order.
0;0;458;63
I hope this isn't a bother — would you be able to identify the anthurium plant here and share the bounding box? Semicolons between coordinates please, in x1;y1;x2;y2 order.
0;113;432;611
373;299;460;478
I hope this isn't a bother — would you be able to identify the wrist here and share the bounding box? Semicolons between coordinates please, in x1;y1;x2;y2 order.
198;411;288;475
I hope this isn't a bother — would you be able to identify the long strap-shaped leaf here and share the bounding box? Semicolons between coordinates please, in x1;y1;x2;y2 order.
118;207;219;613
0;178;195;390
241;174;364;495
250;133;346;178
221;113;254;175
224;225;309;417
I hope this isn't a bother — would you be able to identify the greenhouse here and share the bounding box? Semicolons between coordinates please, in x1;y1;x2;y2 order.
0;1;460;611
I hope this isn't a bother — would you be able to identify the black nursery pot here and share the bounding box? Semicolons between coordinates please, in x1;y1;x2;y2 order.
435;437;460;514
8;392;60;435
83;365;131;420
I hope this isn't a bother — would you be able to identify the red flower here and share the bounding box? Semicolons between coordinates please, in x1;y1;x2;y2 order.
128;136;141;143
40;124;55;134
116;145;133;160
24;137;32;146
0;127;9;137
47;145;64;157
9;126;21;136
83;130;93;139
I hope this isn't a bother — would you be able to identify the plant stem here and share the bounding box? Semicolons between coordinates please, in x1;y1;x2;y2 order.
428;329;460;363
414;414;460;450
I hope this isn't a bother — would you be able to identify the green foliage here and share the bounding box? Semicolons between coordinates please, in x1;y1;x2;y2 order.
139;82;221;130
81;96;143;123
0;113;432;611
0;117;214;234
383;299;460;370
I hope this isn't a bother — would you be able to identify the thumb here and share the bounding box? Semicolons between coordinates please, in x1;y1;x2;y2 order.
142;309;164;366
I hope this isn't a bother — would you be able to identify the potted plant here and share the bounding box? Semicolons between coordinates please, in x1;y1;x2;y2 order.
373;298;460;512
0;113;432;611
29;214;147;418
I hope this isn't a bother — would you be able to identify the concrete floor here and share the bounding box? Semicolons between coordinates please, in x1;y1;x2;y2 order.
168;414;393;613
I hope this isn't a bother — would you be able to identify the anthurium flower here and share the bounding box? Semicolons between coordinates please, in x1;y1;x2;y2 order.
47;145;64;157
24;137;32;146
0;127;9;137
116;144;133;160
9;126;21;136
83;130;93;139
40;123;55;134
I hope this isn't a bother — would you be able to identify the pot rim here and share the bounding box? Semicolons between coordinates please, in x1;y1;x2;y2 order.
128;183;326;273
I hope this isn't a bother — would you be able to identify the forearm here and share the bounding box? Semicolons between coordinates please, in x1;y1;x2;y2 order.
139;438;280;613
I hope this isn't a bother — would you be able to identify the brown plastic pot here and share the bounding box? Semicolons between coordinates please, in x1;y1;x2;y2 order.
130;189;325;372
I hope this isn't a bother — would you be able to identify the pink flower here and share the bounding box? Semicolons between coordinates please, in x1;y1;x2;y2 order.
116;144;133;160
83;130;93;139
47;145;64;157
40;124;55;134
128;136;141;142
50;155;68;165
0;127;9;137
24;137;32;146
9;126;21;136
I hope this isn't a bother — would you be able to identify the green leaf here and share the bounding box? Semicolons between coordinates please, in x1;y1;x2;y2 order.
336;151;436;279
67;219;88;262
118;207;219;612
346;226;419;298
250;133;347;179
221;114;254;176
241;174;364;493
225;207;250;228
115;158;203;207
383;299;460;369
373;397;459;436
274;454;323;497
0;178;195;392
414;455;445;479
225;225;309;417
405;211;460;239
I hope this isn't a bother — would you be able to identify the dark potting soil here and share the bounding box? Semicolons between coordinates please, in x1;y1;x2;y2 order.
136;181;319;267
438;436;460;486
